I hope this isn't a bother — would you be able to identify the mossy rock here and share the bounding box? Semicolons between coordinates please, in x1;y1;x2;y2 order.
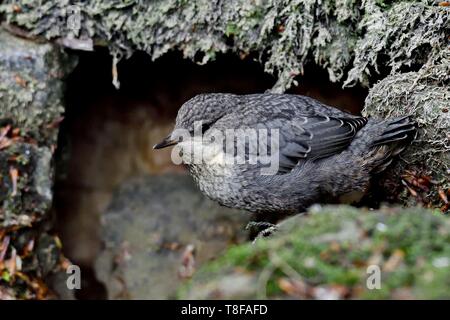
0;29;74;226
0;30;75;144
179;205;450;299
1;1;447;92
0;29;74;299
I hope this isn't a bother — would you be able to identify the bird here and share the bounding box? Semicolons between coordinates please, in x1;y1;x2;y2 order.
154;93;417;215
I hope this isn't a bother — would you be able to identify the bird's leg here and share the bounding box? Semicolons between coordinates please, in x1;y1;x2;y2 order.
254;224;279;243
245;221;276;230
246;211;291;242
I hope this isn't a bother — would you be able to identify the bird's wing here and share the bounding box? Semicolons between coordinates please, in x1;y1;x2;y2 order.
274;115;367;173
212;112;367;174
210;94;367;173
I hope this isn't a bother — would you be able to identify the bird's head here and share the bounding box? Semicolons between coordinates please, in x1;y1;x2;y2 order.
153;93;237;150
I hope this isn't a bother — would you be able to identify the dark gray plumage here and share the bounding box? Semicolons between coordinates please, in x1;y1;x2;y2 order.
154;93;417;214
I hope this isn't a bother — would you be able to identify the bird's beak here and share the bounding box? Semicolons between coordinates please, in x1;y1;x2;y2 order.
153;134;178;149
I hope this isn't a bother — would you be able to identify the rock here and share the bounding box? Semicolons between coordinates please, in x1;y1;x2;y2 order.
94;174;250;299
54;95;181;268
0;143;53;227
0;30;75;144
0;29;75;298
0;29;75;226
179;205;450;299
364;56;449;208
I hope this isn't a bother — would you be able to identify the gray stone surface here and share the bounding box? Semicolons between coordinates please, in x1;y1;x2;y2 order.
0;29;75;298
0;29;75;226
94;174;251;299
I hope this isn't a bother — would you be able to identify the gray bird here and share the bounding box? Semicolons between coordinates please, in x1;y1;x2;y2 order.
154;93;416;215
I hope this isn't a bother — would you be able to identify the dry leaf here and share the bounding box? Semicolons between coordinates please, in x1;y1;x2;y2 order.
384;249;405;272
5;248;17;276
278;277;308;297
0;235;10;262
9;167;19;197
178;244;195;279
14;75;27;87
438;188;448;204
0;125;11;141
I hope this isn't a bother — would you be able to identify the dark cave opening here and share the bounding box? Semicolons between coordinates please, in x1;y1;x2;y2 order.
52;49;368;299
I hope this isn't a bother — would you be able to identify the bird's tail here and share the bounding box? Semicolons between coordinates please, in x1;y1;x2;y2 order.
364;116;417;174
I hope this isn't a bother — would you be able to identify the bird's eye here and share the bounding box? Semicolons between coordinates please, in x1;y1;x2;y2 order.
210;136;215;142
201;123;211;134
178;136;183;142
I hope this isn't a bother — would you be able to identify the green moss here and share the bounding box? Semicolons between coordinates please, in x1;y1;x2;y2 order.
180;205;450;299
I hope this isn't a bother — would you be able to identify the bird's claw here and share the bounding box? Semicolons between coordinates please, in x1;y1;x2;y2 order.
246;221;279;243
245;221;276;230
